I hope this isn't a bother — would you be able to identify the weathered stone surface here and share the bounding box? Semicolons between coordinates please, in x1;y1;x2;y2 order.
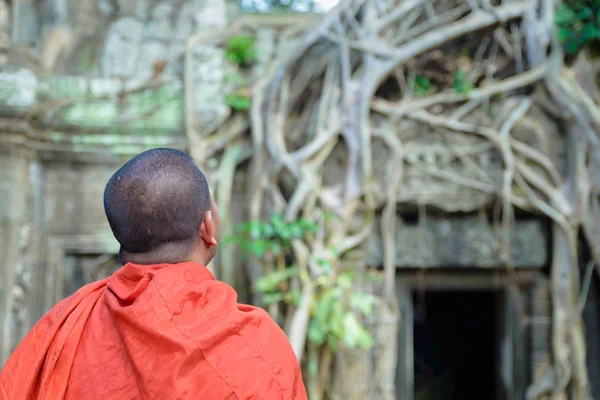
191;45;229;131
117;0;149;20
101;17;144;78
173;0;198;41
0;69;38;108
43;163;79;235
194;0;228;29
0;0;9;67
366;216;549;268
143;1;173;41
41;0;69;34
136;40;168;81
0;150;31;366
33;75;183;130
166;43;186;76
11;0;40;47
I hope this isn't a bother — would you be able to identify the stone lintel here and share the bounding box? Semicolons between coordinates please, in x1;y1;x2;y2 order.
366;216;549;269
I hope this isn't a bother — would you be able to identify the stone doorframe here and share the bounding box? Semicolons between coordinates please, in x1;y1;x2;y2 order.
45;231;119;312
395;269;550;400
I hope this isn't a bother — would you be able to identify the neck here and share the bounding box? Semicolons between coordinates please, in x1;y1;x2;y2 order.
120;243;213;267
188;245;214;267
120;242;192;265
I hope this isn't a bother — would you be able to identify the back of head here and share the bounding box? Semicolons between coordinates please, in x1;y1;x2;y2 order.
104;148;211;264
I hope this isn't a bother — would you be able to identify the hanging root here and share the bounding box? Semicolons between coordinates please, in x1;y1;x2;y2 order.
183;0;599;397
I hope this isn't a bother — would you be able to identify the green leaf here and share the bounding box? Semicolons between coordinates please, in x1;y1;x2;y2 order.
337;272;354;289
249;239;268;257
327;335;338;351
308;319;327;346
254;267;298;293
357;330;374;349
269;241;282;255
313;292;335;324
289;223;304;239
342;313;374;349
351;292;376;317
453;69;474;94
261;223;275;238
579;6;593;20
413;76;432;96
566;40;581;54
342;313;363;348
226;35;257;65
263;292;284;305
284;289;302;306
555;5;577;25
225;94;250;111
557;27;570;42
270;214;291;241
297;218;318;233
316;258;332;275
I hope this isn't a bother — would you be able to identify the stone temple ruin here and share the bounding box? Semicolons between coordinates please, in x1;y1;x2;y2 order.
1;1;599;399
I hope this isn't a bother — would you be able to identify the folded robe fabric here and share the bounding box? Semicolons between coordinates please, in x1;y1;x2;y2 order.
0;262;307;400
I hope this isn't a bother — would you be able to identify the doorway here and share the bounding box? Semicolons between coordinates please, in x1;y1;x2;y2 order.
412;290;497;400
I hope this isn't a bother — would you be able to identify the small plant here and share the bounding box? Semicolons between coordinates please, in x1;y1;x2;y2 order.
555;0;600;54
226;34;257;66
228;214;376;352
225;93;251;111
452;69;474;94
413;76;433;96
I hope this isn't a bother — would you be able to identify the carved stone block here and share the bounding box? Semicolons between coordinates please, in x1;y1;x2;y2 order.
366;215;548;268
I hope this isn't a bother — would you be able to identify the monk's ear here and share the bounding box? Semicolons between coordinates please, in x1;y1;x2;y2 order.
199;210;218;247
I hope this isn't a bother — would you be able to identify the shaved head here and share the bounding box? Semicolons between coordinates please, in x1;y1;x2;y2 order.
104;148;215;264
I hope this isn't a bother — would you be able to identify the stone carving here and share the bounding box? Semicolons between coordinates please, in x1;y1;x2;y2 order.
101;17;144;78
366;215;548;268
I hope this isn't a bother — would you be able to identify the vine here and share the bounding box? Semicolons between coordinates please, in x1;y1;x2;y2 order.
227;214;375;398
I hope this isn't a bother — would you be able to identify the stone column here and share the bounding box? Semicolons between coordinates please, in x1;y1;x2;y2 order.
0;144;32;366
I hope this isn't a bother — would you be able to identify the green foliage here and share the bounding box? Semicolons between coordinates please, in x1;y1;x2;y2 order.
225;94;251;111
307;272;375;350
452;69;474;94
413;76;433;96
228;214;376;351
555;0;600;54
226;35;257;65
229;214;318;257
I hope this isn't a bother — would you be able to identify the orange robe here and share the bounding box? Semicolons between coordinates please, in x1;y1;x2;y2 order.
0;262;307;399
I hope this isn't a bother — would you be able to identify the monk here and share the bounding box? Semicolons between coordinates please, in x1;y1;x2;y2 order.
0;148;307;400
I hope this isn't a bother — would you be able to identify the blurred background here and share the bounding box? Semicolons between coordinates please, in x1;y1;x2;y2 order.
0;0;599;399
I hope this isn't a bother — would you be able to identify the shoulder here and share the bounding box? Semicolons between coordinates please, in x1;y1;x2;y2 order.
162;280;307;399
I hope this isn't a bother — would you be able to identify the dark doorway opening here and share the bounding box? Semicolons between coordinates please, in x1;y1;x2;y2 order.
413;290;497;400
